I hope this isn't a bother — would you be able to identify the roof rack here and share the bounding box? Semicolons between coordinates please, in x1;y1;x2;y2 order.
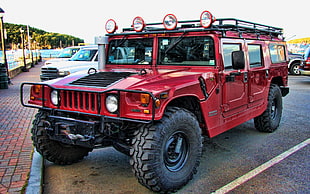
120;18;283;38
215;18;283;36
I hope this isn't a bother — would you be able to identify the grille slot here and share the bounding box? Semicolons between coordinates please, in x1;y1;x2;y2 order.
60;90;98;114
41;67;59;81
70;72;135;88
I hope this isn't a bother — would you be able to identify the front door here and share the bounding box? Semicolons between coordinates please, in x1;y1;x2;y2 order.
221;39;248;117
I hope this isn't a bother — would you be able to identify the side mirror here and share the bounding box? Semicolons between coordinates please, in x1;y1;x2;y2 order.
232;51;245;70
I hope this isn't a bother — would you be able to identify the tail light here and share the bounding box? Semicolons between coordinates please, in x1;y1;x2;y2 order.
302;57;310;69
305;57;310;65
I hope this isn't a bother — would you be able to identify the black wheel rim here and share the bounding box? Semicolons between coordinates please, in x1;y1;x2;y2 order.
164;131;189;172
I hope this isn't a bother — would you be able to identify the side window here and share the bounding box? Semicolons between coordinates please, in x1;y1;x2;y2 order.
248;44;263;68
223;43;241;69
269;44;286;63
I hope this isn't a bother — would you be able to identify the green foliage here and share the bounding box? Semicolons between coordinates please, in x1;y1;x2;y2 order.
2;23;84;49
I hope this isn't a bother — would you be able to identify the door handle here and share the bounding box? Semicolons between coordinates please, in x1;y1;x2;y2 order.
244;72;248;83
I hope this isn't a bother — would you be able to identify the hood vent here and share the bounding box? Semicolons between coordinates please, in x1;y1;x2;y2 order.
70;72;135;88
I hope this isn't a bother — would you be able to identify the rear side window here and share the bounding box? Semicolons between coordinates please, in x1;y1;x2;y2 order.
248;44;263;68
269;44;286;63
223;43;241;69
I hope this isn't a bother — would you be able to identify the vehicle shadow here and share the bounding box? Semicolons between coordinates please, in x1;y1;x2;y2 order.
43;120;271;194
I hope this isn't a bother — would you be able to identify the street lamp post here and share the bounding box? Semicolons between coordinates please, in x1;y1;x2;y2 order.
0;7;10;89
20;27;28;72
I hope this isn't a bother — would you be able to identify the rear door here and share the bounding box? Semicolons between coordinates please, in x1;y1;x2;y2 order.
221;39;248;117
246;41;268;108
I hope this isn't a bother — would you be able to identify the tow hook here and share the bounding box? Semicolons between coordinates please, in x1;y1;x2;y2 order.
43;121;53;131
61;130;93;142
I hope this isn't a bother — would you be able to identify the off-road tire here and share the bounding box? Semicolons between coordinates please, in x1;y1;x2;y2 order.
31;110;92;165
254;84;283;132
130;107;202;193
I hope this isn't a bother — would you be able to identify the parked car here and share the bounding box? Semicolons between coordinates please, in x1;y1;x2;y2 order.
44;46;83;66
299;47;310;76
40;46;98;81
288;51;303;75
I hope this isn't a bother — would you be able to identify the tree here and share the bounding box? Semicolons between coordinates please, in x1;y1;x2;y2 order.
1;23;84;49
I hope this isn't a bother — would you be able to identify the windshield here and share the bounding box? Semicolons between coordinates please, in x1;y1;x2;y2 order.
70;49;97;61
158;36;215;66
58;48;79;58
107;38;153;65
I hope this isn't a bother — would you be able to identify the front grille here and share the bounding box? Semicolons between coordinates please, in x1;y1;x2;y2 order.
60;90;99;114
70;72;135;88
41;67;59;81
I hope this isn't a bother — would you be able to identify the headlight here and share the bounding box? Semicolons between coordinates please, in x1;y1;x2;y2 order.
51;90;59;106
58;70;70;76
106;95;118;113
133;16;145;32
163;14;178;30
105;19;118;34
200;11;215;28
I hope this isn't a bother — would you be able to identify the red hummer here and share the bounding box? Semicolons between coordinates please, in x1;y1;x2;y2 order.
21;11;289;193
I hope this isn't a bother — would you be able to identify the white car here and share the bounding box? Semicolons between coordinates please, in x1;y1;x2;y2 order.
40;46;98;81
44;46;82;65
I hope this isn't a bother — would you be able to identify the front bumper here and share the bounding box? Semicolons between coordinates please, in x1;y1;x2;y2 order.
45;115;98;148
299;69;310;76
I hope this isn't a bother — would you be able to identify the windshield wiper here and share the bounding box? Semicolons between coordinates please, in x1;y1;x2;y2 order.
111;35;128;53
164;32;187;54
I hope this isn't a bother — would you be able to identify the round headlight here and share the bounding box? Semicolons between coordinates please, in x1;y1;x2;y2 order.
51;90;59;106
105;19;118;33
106;95;118;113
133;16;145;32
200;11;215;28
163;14;178;30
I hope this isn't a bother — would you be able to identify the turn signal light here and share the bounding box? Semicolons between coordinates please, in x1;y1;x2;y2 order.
33;85;42;94
141;93;150;104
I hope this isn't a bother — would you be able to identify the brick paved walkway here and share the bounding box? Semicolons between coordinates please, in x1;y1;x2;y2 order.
0;63;42;193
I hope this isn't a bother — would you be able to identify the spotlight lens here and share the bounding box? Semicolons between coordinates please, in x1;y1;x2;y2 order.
200;11;215;28
133;16;145;32
163;14;178;30
105;19;118;33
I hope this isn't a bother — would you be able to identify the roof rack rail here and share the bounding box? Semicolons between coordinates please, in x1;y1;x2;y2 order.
121;18;283;38
214;18;283;36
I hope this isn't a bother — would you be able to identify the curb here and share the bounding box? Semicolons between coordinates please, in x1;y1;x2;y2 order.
26;150;43;194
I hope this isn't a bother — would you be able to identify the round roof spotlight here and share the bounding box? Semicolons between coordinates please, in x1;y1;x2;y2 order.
133;16;145;32
163;14;178;30
105;19;118;33
200;11;215;28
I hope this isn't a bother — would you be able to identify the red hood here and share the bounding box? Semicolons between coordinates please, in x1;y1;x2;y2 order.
46;66;216;96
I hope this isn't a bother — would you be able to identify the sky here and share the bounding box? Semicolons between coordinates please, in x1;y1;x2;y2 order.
1;0;309;43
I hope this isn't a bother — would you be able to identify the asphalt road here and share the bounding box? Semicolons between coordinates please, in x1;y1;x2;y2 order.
43;75;310;194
